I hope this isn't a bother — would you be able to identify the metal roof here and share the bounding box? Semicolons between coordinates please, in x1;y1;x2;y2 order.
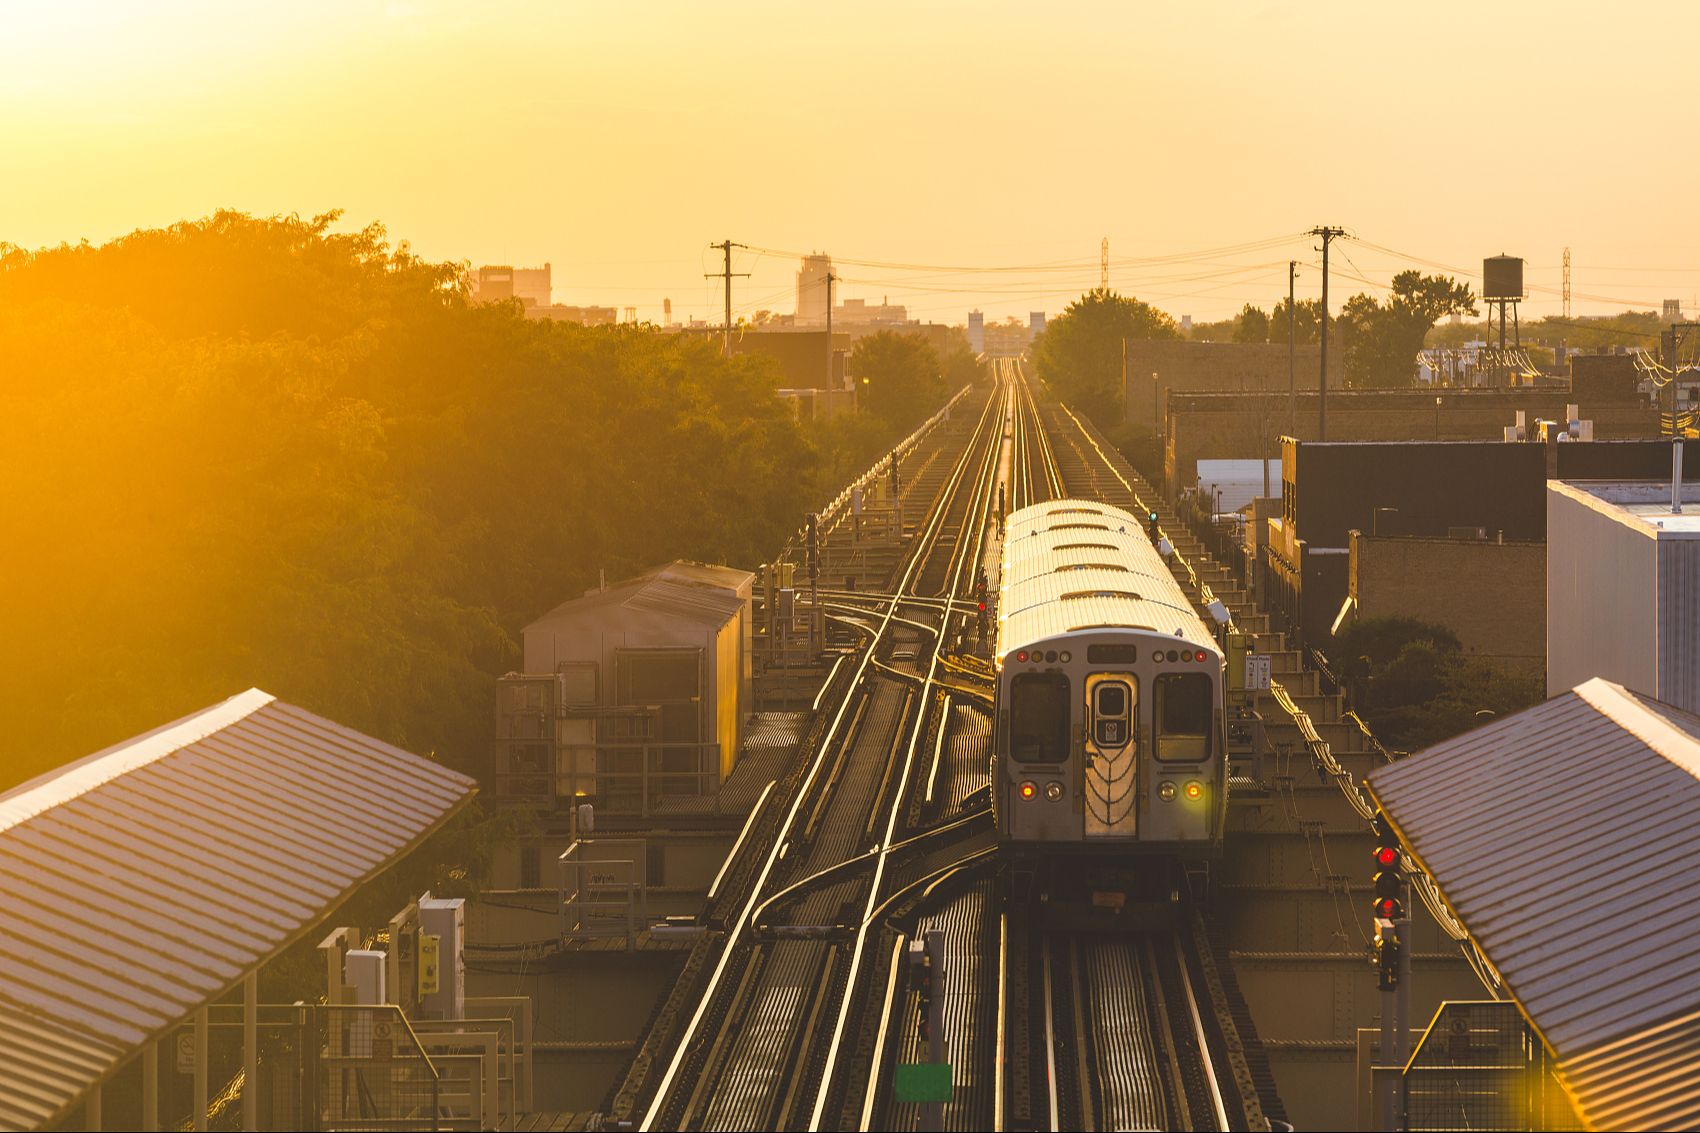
529;560;751;630
1367;678;1700;1131
0;689;477;1130
998;500;1216;657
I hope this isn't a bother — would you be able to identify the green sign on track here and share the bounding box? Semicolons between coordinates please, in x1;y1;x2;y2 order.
893;1062;953;1103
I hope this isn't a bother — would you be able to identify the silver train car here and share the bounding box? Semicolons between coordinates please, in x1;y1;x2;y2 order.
994;499;1226;854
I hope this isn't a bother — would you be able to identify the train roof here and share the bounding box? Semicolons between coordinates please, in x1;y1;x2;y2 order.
997;499;1217;657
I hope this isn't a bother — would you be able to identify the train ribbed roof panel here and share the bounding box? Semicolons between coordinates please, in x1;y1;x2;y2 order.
0;690;478;1130
998;500;1215;657
1367;678;1700;1132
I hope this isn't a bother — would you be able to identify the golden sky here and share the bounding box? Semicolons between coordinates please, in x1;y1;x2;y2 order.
3;0;1697;324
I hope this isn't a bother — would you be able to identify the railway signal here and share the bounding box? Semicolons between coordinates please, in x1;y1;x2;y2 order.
806;513;819;582
1371;812;1404;991
1147;507;1160;538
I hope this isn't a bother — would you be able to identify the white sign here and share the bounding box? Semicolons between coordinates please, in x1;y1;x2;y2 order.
1245;654;1272;691
175;1030;195;1075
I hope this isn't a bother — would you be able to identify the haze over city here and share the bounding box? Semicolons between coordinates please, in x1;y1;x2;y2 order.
4;5;1700;1132
5;0;1699;323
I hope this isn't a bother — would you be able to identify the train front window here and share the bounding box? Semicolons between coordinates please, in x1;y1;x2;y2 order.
1155;673;1212;761
1011;672;1071;763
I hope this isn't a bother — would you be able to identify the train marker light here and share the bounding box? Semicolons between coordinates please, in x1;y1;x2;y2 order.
1019;781;1037;800
1183;780;1203;800
1016;650;1028;663
1059;651;1071;663
1158;781;1177;801
1044;781;1064;801
1195;650;1208;663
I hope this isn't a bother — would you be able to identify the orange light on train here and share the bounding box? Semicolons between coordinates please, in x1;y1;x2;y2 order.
1184;780;1203;800
1019;781;1037;800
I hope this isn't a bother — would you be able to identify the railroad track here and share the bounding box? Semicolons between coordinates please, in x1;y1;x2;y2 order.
613;366;1276;1131
611;375;1011;1131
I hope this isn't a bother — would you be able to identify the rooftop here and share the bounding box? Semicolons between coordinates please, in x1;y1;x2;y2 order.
1551;478;1700;537
1367;678;1700;1131
528;560;753;630
0;690;477;1129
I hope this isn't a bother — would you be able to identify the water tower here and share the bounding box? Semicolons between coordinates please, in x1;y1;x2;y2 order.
1483;255;1524;351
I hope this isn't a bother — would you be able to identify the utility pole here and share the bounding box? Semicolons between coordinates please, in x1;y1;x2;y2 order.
825;271;837;389
705;240;748;359
1287;260;1298;436
1310;227;1347;441
1100;237;1109;289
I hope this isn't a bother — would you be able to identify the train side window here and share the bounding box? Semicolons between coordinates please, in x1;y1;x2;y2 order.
1010;672;1071;763
1154;673;1212;761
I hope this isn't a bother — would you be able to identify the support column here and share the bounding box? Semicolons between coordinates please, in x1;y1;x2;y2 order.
194;1005;209;1132
244;972;259;1131
142;1040;159;1132
85;1083;102;1131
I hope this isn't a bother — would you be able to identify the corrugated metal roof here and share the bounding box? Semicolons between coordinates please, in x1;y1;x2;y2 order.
0;690;477;1130
1367;678;1700;1131
528;559;750;630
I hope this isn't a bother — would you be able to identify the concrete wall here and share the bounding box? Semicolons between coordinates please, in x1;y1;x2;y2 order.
1123;340;1340;433
1350;533;1545;677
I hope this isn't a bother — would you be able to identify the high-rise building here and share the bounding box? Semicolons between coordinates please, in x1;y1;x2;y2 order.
474;264;552;307
797;253;833;326
1030;311;1047;337
968;310;985;354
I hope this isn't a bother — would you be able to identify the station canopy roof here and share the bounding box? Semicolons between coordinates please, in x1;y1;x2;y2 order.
1368;678;1700;1131
0;689;477;1131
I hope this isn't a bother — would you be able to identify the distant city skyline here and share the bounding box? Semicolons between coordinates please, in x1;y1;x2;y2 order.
5;2;1700;326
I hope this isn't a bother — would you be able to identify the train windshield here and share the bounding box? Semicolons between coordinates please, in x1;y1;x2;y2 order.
1010;672;1071;763
1154;673;1212;761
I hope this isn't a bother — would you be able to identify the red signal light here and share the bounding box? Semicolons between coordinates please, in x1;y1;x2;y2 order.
978;600;986;613
1375;846;1399;868
1373;896;1402;920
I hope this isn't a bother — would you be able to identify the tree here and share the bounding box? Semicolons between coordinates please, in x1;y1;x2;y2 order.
1269;297;1324;345
850;330;945;429
1030;287;1181;425
1330;617;1540;751
1338;271;1478;388
1233;304;1270;344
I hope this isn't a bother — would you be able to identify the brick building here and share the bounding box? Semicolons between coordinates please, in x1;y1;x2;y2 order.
1346;532;1546;677
1123;340;1342;433
1164;388;1659;493
1265;437;1699;652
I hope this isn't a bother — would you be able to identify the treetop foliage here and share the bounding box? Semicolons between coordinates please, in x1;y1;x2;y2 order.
0;211;933;795
1030;287;1180;425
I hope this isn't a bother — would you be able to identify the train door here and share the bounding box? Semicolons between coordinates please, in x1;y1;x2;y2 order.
1083;673;1138;838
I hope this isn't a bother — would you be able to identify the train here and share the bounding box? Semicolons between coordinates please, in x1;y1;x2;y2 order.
992;498;1226;855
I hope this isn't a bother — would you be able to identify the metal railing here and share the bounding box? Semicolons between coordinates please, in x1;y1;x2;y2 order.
1402;1001;1581;1132
559;838;649;947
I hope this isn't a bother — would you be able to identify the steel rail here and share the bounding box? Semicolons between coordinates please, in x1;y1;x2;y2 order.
636;384;1004;1131
809;374;1013;1130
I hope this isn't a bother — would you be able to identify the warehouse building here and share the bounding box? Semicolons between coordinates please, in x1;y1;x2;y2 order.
1548;477;1700;712
493;562;755;819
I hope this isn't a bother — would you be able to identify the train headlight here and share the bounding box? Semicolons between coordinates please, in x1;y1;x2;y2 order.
1184;780;1204;801
1158;781;1177;801
1044;781;1064;801
1019;781;1037;800
1058;651;1071;663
